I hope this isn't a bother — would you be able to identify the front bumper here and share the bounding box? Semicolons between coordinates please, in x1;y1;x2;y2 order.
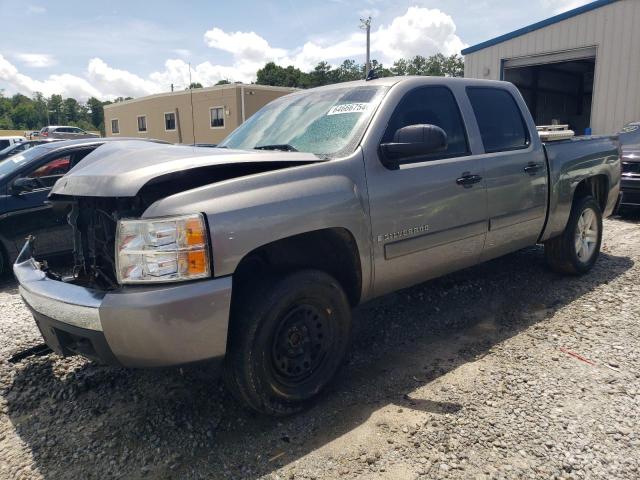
14;240;232;367
620;176;640;207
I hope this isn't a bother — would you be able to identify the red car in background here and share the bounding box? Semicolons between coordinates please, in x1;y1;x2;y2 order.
31;156;70;177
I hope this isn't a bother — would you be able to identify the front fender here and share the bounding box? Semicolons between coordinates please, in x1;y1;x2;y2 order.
142;153;373;299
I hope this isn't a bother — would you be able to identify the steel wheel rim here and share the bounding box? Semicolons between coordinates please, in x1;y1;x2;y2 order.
575;207;598;262
270;303;332;385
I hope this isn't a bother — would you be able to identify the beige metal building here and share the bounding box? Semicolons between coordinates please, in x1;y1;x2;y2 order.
463;0;640;135
103;84;296;144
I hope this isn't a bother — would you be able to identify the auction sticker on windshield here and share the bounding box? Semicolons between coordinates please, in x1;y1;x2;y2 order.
11;154;26;163
327;103;369;115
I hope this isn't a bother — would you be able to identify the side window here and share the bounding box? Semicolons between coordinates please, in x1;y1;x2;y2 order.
24;155;71;188
165;112;176;131
0;140;9;149
382;86;469;159
111;119;119;134
137;115;147;132
210;107;224;128
466;88;529;153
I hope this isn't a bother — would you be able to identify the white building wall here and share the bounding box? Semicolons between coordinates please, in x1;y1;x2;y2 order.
464;0;640;134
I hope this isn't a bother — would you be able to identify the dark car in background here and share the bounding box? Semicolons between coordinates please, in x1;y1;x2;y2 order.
0;138;165;274
618;122;640;213
0;139;60;162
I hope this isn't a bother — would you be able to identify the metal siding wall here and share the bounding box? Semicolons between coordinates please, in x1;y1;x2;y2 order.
464;0;640;134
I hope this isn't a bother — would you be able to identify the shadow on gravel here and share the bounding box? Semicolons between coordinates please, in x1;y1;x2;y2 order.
2;247;633;479
615;209;640;224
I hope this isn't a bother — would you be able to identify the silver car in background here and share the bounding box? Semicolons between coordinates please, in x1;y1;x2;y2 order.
39;126;100;139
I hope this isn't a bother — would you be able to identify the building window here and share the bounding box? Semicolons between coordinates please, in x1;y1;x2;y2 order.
111;119;119;135
137;115;147;132
164;112;176;131
210;106;224;128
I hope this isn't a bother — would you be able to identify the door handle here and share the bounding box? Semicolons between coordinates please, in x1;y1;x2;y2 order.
456;173;483;188
524;162;542;175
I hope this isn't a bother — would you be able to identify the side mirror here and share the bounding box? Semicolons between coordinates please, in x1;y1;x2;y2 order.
10;177;38;195
379;124;448;169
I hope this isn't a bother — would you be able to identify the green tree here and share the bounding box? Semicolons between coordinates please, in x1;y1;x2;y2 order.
63;97;80;123
48;94;64;124
256;62;307;88
392;54;464;77
32;92;48;127
215;79;231;85
11;103;38;128
188;82;203;89
87;96;105;130
308;61;332;87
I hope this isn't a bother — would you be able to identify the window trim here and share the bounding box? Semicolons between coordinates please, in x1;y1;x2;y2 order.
379;84;472;167
209;106;225;129
111;118;120;135
164;112;176;132
137;114;148;133
465;86;531;154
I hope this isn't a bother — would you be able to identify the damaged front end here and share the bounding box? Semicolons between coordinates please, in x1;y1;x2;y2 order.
55;196;144;290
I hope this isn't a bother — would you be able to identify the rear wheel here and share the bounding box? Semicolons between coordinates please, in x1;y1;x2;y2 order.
224;270;352;416
544;195;603;275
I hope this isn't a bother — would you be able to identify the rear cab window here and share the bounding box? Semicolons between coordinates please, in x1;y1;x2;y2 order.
466;87;530;153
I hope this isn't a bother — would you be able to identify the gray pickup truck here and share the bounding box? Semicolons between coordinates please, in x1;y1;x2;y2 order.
14;77;620;415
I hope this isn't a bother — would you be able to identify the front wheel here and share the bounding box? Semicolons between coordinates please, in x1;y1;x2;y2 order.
544;195;603;275
224;270;352;416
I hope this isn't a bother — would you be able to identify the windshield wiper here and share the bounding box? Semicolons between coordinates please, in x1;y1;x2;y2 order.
254;144;298;152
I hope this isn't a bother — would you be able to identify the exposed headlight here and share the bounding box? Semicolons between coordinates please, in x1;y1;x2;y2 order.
116;213;211;284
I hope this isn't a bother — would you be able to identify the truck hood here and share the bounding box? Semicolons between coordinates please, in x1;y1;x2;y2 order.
51;140;325;198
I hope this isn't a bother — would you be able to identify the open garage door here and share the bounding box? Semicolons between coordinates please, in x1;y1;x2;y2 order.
503;48;596;135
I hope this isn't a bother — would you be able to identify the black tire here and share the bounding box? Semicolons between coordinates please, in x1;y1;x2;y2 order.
0;243;7;277
224;270;352;416
544;195;603;275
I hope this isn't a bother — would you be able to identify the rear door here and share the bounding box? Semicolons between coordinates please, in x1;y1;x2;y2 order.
465;87;548;261
58;128;72;139
365;85;488;296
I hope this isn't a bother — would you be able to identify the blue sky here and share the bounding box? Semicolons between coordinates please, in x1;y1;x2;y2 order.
0;0;591;100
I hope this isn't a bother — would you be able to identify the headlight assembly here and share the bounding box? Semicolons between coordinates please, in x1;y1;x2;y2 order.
116;213;210;284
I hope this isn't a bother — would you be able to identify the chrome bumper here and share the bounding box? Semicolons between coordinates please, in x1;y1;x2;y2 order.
14;239;233;367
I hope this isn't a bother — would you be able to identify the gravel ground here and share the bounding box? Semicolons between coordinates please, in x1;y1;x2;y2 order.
1;215;639;480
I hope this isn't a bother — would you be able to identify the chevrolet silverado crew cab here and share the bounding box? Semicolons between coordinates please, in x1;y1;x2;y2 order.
14;77;620;415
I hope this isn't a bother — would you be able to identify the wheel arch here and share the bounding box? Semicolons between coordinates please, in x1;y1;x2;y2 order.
573;174;608;213
541;173;610;242
231;227;363;308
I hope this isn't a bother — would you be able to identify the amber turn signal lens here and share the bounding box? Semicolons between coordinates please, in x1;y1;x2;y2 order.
185;217;206;246
187;250;207;275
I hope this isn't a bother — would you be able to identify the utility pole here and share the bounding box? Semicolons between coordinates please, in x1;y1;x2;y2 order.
188;62;195;145
360;16;371;78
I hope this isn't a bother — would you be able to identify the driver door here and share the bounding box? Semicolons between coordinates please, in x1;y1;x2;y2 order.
364;85;488;296
3;150;80;255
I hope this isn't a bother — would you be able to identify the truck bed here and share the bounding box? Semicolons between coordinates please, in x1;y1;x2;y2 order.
541;134;621;242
